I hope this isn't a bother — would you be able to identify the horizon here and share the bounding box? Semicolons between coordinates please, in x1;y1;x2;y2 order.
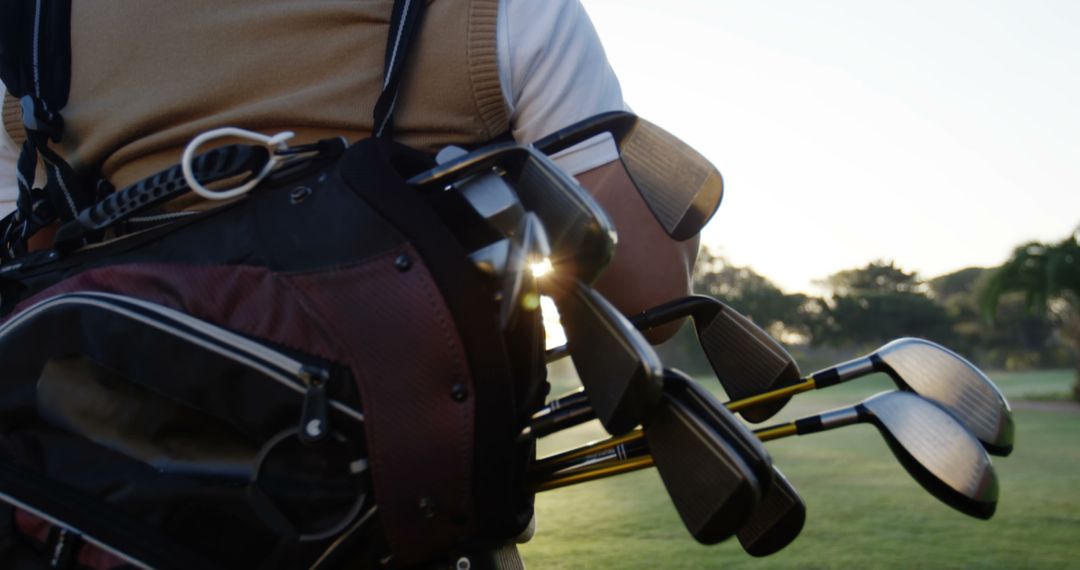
581;0;1080;295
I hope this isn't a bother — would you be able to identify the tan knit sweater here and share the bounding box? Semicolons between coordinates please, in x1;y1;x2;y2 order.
3;0;508;190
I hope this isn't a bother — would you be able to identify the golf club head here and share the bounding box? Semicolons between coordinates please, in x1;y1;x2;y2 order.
469;235;524;330
466;212;549;331
454;170;527;238
661;369;774;485
410;144;616;283
644;372;763;544
635;296;801;423
549;278;664;435
533;111;724;241
737;467;806;557
873;338;1014;456
857;391;999;520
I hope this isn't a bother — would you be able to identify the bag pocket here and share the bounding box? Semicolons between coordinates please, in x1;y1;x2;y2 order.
0;291;368;568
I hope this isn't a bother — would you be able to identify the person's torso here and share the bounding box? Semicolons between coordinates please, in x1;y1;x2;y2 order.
3;0;508;190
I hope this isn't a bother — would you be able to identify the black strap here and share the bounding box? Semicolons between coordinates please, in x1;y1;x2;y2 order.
372;0;428;140
1;0;84;261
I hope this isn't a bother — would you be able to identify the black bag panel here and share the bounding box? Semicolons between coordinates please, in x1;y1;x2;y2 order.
1;158;410;311
0;291;370;568
0;292;364;441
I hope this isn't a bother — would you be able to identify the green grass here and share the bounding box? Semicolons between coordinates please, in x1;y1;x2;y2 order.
520;367;1080;568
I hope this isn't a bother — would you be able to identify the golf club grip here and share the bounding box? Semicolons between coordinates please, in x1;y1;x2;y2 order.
529;404;597;439
529;375;814;439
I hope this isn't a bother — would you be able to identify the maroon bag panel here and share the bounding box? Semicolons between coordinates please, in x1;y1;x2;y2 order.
9;243;477;564
286;245;477;563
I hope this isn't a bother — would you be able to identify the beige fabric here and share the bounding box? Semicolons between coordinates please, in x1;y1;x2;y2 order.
2;93;24;147
3;0;507;190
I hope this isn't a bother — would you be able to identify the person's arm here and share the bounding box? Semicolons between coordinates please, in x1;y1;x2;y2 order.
576;160;700;343
501;0;700;342
0;84;20;219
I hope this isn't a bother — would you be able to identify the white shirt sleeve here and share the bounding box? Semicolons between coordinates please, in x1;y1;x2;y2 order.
0;82;19;218
498;0;625;175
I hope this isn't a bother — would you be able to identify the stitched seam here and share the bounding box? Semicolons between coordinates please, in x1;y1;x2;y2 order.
466;0;508;138
413;254;474;519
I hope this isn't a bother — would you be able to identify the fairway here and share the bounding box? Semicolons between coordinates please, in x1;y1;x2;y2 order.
520;368;1080;568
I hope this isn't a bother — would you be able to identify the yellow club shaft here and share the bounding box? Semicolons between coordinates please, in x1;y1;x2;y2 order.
531;455;655;492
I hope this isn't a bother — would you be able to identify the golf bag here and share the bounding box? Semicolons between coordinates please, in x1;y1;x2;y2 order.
0;1;543;567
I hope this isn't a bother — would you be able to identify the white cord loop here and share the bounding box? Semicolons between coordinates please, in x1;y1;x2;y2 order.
181;127;296;201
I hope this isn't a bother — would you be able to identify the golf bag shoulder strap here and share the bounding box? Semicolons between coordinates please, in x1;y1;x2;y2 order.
0;0;84;260
374;0;427;140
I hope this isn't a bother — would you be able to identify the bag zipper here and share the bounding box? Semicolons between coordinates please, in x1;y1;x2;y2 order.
0;291;363;432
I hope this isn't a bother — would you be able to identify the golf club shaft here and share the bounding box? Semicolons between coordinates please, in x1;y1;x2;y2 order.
527;351;892;438
532;455;655;492
524;377;819;440
532;410;851;479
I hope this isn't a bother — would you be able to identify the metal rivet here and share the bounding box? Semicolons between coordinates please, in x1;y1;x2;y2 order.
289;186;312;204
418;497;436;519
450;383;469;402
456;557;471;570
395;254;412;271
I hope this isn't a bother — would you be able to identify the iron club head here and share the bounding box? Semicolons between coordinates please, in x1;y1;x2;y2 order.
633;296;802;423
737;467;806;557
643;370;765;544
546;278;664;435
533;111;724;241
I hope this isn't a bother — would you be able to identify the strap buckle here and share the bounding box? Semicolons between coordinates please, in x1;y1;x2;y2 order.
20;95;64;142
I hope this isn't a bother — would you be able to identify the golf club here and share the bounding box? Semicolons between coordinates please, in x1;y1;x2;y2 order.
755;391;999;519
735;467;805;557
532;111;724;242
542;295;803;423
410;143;616;284
631;295;802;422
530;370;793;550
532;438;805;557
531;369;767;545
544;276;664;435
534;335;1014;456
535;391;997;520
727;337;1013;455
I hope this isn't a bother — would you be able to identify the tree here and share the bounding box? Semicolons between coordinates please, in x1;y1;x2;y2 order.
823;259;922;296
980;228;1080;400
930;267;1060;370
815;260;952;349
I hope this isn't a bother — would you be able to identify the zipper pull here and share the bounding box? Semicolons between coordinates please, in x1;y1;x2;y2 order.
299;366;330;444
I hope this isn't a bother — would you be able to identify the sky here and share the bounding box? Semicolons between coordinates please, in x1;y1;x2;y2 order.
579;0;1080;294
